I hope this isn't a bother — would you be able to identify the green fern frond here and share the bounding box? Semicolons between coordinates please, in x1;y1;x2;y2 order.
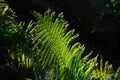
114;66;120;80
29;10;98;80
91;56;120;80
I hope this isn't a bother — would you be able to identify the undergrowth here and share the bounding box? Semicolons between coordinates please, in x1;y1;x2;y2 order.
0;4;120;80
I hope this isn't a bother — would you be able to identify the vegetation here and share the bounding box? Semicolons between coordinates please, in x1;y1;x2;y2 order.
0;0;120;80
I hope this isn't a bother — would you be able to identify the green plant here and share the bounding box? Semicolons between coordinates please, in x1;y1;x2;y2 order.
1;9;98;79
29;11;98;80
92;56;120;80
92;57;113;80
0;4;34;79
0;4;120;80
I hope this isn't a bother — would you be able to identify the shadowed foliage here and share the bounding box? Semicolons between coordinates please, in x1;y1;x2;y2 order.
0;4;120;79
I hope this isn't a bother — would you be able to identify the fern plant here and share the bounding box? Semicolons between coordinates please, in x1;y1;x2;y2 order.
20;10;120;80
92;56;120;80
0;4;120;80
0;4;35;79
92;57;113;80
26;10;98;80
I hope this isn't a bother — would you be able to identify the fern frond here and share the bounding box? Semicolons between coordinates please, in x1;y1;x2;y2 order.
114;66;120;80
91;56;119;80
30;10;99;80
